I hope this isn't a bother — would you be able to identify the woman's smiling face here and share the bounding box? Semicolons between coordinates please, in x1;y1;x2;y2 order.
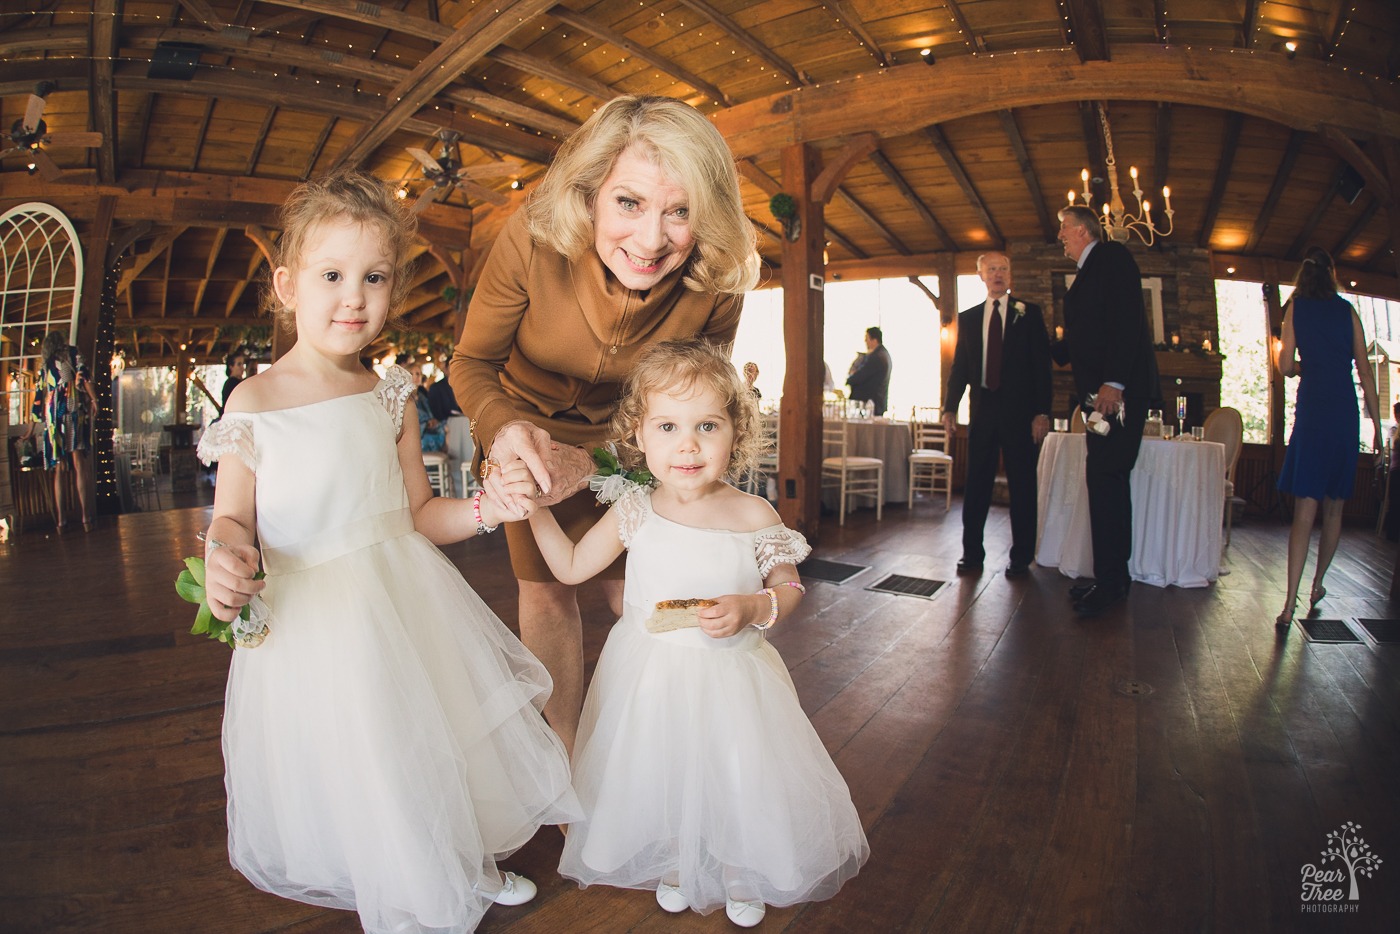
592;145;695;291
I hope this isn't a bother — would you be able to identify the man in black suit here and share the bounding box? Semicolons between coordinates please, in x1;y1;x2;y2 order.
1055;205;1156;616
943;252;1052;578
846;326;892;416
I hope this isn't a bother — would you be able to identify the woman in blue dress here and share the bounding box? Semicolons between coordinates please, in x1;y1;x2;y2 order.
1275;247;1382;628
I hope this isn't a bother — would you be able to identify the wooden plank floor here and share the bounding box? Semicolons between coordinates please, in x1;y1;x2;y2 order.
4;500;1400;933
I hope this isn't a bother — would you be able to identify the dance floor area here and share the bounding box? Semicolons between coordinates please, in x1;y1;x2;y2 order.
4;500;1400;933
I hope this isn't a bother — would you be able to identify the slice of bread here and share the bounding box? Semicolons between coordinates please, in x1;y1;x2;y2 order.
646;597;717;633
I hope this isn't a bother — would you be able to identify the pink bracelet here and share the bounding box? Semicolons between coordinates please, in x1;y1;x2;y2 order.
777;580;807;595
472;489;498;535
755;588;779;630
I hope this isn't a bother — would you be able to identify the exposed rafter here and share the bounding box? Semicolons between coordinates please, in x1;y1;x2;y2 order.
1285;170;1345;259
1244;129;1307;254
922;125;1002;246
331;0;555;170
868;150;955;252
1063;0;1111;62
835;188;910;256
673;0;807;86
1197;112;1244;248
997;110;1057;241
822;0;889;67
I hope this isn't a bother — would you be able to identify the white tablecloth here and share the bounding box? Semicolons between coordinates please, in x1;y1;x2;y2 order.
1035;432;1225;588
822;419;913;505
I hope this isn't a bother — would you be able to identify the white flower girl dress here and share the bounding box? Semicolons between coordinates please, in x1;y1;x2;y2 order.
558;486;869;914
198;366;576;934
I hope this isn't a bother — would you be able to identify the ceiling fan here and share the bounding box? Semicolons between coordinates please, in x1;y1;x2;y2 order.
1;81;104;181
403;130;521;213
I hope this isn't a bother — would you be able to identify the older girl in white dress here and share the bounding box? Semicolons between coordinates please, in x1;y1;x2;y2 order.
198;172;577;934
523;340;869;927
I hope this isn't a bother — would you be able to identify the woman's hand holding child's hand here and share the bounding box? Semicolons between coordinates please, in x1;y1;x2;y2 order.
696;593;769;639
204;543;265;623
479;459;540;526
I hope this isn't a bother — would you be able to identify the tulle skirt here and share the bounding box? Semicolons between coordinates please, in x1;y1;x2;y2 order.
223;531;578;934
558;615;869;914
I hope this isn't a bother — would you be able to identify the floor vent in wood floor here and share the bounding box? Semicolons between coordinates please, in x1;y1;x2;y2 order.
1299;618;1361;644
1356;619;1400;644
797;558;870;584
866;574;946;599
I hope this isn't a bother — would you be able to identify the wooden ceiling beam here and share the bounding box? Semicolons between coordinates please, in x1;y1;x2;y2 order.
484;47;616;103
997;110;1056;241
547;5;732;106
1242;0;1260;47
191;227;228;319
1319;126;1392;203
331;0;555;170
175;0;227;31
945;0;987;52
1212;251;1400;304
1244;129;1306;254
244;106;278;175
91;0;118;183
812;134;878;204
708;46;1400;159
1285;171;1344;259
1332;198;1381;259
673;0;806;86
923;124;1003;245
1062;0;1111;62
835;188;910;255
1197;112;1243;248
253;0;441;40
868;150;955;251
822;1;889;67
118;227;188;295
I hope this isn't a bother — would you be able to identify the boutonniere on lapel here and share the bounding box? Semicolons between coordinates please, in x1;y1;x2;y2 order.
1012;301;1026;324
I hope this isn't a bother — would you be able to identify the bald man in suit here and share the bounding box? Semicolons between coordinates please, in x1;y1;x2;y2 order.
1054;205;1156;616
943;252;1052;578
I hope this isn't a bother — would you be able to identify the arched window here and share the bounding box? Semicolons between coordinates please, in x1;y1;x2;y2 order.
1;202;84;422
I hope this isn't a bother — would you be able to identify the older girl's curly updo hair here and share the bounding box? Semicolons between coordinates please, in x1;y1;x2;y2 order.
264;170;418;330
609;339;764;482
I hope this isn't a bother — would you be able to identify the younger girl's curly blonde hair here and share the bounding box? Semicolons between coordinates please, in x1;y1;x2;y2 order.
609;339;765;482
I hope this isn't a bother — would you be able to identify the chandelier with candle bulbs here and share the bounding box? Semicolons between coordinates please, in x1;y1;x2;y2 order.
1067;103;1174;246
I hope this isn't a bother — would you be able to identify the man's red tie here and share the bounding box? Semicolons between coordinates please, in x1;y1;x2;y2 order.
986;298;1003;391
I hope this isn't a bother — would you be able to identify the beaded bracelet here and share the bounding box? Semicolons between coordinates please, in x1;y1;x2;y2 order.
472;489;498;535
777;580;807;595
755;587;779;630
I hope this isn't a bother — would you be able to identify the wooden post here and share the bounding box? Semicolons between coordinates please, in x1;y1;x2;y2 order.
936;254;958;410
776;143;826;538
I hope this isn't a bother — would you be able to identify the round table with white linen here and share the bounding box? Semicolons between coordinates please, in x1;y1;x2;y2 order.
1035;432;1225;588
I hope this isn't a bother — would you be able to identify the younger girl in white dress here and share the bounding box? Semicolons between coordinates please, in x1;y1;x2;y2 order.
198;172;577;934
525;340;869;927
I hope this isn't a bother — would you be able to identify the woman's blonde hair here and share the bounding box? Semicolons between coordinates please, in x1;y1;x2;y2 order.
264;170;418;329
610;339;764;482
1293;246;1339;301
525;95;758;295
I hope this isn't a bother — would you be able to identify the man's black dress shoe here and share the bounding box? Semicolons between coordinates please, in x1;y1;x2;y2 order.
956;558;983;575
1005;562;1031;578
1073;583;1128;617
1068;582;1095;602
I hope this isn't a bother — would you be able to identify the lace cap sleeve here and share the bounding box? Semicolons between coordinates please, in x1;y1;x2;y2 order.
375;366;415;433
614;484;653;548
755;525;811;578
197;417;256;472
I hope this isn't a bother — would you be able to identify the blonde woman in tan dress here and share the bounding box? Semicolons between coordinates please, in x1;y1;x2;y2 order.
450;95;759;753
